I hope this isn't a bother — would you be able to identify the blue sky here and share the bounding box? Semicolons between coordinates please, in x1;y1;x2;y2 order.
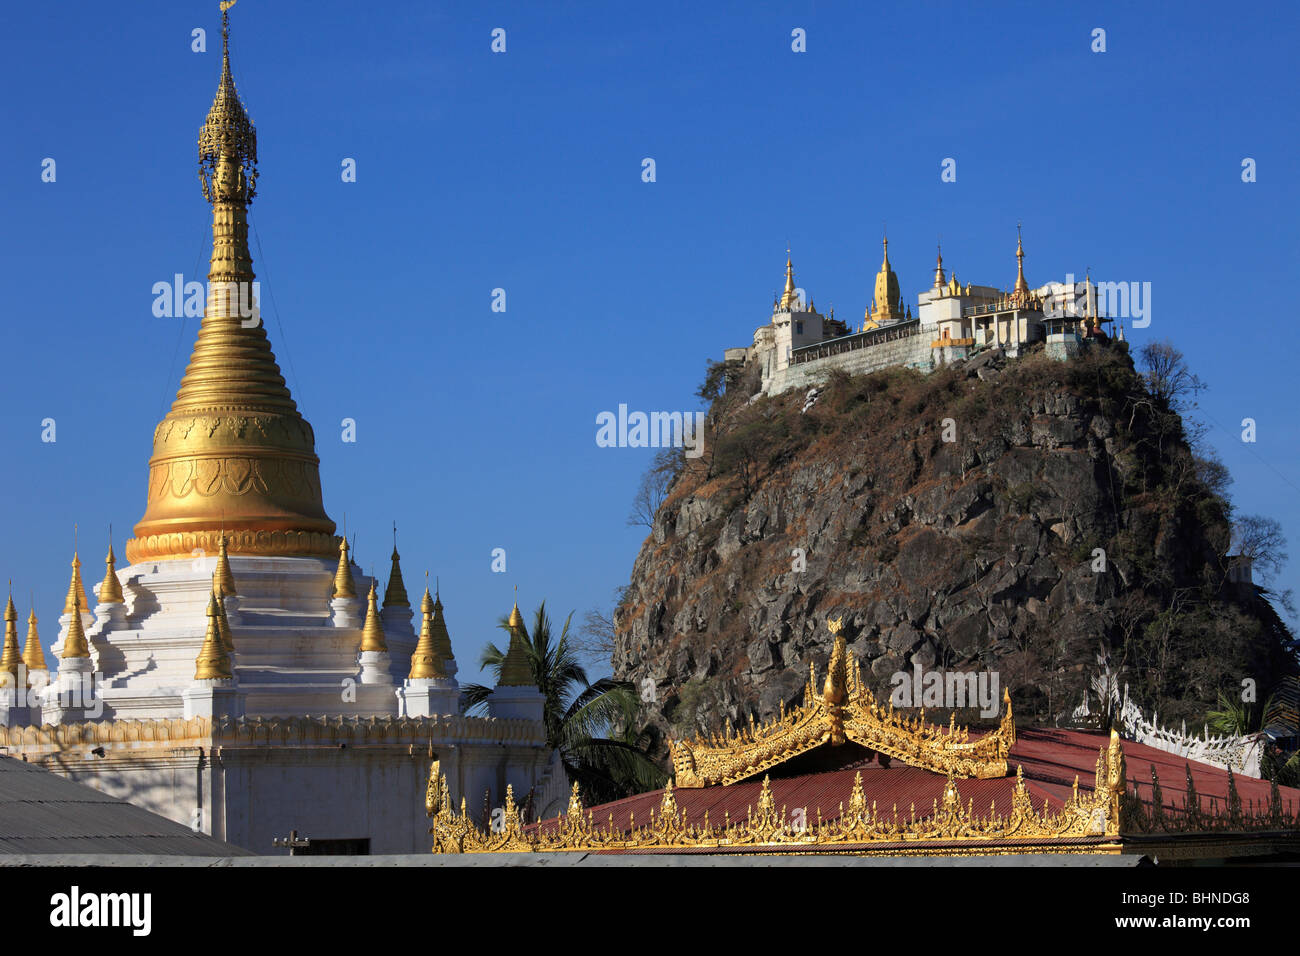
2;0;1298;678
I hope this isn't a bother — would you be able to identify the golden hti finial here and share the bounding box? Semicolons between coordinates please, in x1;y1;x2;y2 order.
1;587;22;682
332;536;357;599
383;522;409;609
194;592;233;681
213;531;237;597
202;0;257;206
933;239;945;289
61;593;90;660
498;589;532;687
99;527;125;604
360;581;387;653
22;606;46;680
408;591;447;681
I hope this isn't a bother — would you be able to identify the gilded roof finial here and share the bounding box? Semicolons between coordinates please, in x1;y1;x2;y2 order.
383;522;410;609
360;581;387;653
22;606;46;677
934;238;945;289
332;536;357;599
62;593;90;660
1;587;21;681
194;591;233;680
99;526;125;604
498;589;533;687
822;617;848;708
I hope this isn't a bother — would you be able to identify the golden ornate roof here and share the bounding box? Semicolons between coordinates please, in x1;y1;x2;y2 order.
98;539;125;605
194;592;233;681
425;734;1147;855
126;3;335;564
670;617;1015;787
497;599;533;687
22;608;46;676
359;582;387;653
0;593;21;681
408;600;447;680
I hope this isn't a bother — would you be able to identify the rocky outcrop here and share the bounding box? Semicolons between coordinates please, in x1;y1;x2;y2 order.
614;345;1294;747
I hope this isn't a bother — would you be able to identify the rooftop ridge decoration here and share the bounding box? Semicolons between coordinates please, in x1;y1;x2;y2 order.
668;616;1015;788
426;732;1300;855
1073;664;1264;777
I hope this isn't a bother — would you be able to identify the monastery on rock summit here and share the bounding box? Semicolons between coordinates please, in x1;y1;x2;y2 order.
728;231;1119;397
0;6;560;855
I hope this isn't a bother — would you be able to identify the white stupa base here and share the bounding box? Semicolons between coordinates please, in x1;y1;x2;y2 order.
489;685;545;722
182;680;245;720
330;596;363;628
396;677;459;718
41;659;100;725
0;684;35;727
358;650;393;686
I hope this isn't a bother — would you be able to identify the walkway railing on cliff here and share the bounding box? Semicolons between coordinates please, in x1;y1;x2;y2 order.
790;319;922;366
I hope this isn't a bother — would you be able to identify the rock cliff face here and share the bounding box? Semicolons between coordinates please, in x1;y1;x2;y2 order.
613;344;1293;746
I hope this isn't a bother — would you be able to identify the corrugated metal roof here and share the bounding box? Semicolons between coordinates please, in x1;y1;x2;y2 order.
0;755;252;856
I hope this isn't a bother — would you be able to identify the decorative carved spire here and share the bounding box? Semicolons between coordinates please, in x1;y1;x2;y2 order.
408;595;447;681
214;533;237;597
332;537;357;599
64;550;91;617
498;594;533;687
22;607;46;678
61;594;90;660
0;590;21;682
383;527;409;609
194;592;232;680
360;581;387;653
821;617;848;707
127;0;335;564
99;532;125;604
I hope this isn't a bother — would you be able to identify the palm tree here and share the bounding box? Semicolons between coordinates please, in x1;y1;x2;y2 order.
462;600;666;806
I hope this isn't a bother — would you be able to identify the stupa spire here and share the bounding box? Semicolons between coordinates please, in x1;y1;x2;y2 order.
1;588;21;682
213;532;237;597
360;582;387;653
408;589;447;681
933;240;945;288
332;537;357;599
128;0;336;565
1013;223;1030;298
498;590;533;687
99;529;125;604
63;544;91;617
194;592;232;681
22;606;46;677
383;524;410;608
62;594;90;660
778;248;798;310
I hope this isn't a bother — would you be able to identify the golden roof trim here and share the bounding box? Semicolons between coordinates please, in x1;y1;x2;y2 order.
427;732;1300;855
669;618;1015;788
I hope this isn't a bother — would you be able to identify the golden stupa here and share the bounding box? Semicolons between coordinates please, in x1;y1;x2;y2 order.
126;3;335;563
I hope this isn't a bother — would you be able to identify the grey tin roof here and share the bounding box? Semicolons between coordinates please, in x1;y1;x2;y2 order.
0;754;252;856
